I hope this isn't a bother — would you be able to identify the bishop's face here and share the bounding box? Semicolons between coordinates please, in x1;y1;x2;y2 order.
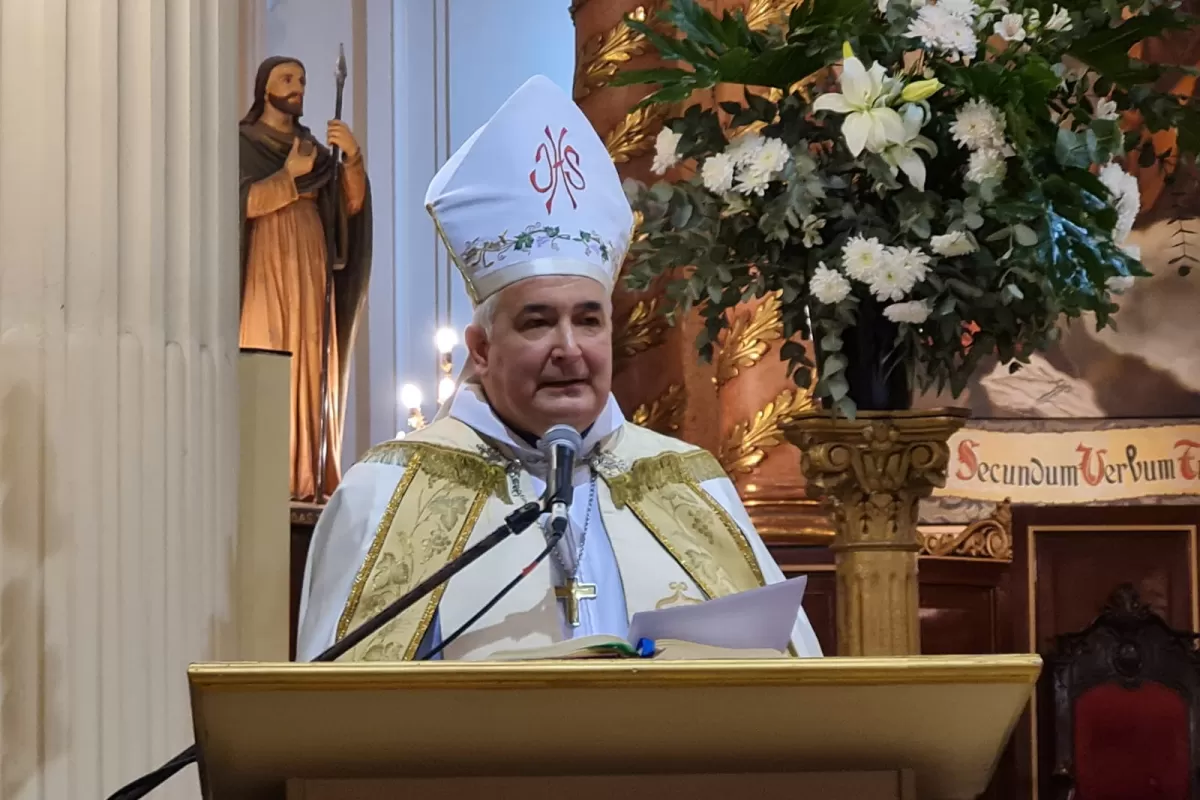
265;62;306;118
467;276;613;438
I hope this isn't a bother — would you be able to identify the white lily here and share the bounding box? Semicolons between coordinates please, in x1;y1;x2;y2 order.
813;56;907;156
881;104;937;190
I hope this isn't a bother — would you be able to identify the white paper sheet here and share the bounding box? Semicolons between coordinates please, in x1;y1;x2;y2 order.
626;576;808;653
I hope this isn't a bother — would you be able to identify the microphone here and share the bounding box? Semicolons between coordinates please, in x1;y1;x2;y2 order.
539;424;582;537
104;500;545;800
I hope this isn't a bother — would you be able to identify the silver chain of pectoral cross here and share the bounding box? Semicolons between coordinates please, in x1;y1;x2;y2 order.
551;474;597;579
507;458;598;579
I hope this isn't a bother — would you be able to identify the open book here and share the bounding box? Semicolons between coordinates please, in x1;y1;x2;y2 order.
489;576;807;661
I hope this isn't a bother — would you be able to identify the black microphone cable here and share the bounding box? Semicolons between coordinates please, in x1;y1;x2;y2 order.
421;523;564;660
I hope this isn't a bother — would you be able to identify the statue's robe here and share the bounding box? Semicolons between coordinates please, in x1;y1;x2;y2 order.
296;385;823;661
238;121;373;501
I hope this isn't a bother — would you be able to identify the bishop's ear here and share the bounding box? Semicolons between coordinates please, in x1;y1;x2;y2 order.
464;324;490;377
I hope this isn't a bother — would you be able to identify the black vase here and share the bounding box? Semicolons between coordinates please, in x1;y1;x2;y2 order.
818;296;912;411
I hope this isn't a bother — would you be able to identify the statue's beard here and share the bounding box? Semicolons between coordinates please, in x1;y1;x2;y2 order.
267;92;303;118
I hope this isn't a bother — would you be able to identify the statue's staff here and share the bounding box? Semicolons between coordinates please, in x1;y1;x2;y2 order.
316;43;347;503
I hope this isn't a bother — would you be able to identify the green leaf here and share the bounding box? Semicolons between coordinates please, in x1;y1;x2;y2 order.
822;352;848;378
1013;224;1039;247
611;67;698;87
1055;128;1091;169
671;201;694;229
1069;8;1193;84
820;332;843;351
832;395;856;418
948;278;985;298
825;373;850;400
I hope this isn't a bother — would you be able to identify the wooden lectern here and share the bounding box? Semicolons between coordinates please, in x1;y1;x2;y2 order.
189;654;1040;800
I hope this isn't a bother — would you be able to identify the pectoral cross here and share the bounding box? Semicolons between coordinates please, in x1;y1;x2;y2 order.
554;578;597;627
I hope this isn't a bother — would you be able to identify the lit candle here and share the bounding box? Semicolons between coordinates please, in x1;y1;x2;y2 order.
434;327;459;355
399;383;425;430
437;375;457;404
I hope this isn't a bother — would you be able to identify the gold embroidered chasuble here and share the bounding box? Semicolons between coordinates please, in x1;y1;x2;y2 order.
334;416;768;661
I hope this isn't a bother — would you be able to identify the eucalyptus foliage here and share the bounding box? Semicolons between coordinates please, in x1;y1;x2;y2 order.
616;0;1200;415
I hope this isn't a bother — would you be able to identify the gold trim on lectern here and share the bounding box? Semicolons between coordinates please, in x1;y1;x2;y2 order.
189;654;1042;691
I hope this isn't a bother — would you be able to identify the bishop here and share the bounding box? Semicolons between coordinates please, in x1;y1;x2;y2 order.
295;76;823;662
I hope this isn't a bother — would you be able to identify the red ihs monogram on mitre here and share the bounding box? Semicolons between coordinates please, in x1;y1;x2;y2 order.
529;125;586;214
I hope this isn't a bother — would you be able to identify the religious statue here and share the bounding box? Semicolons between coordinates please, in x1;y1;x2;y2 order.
239;54;372;502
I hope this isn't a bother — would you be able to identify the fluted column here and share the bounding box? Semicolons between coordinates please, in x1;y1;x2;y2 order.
786;410;969;656
0;1;239;798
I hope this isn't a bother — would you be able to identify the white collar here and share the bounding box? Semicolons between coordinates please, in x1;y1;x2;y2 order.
447;382;625;465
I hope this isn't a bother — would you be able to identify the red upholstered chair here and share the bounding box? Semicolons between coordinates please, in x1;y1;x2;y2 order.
1048;585;1200;800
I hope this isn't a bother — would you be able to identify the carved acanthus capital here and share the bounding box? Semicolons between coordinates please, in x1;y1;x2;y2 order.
785;408;970;656
785;409;969;551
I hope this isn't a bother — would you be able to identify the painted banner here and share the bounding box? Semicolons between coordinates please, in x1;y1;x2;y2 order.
935;424;1200;503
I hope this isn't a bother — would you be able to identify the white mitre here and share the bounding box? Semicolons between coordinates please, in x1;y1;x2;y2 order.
424;74;635;305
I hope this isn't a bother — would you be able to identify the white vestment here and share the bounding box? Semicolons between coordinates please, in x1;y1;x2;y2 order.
296;385;823;660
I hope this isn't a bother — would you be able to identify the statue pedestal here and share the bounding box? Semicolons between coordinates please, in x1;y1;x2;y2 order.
785;409;969;656
290;502;324;659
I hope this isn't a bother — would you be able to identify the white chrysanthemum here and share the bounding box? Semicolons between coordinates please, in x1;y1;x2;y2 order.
939;0;980;20
725;131;765;166
966;148;1008;183
906;4;979;60
1044;4;1072;31
750;137;791;175
931;230;977;256
1093;97;1118;121
867;246;925;301
1099;161;1140;242
734;171;771;196
869;264;918;301
731;136;790;195
884;299;933;324
652;127;682;175
811;263;853;304
951;99;1007;151
892;245;932;283
993;13;1026;41
1120;241;1141;261
842;235;887;282
701;152;736;194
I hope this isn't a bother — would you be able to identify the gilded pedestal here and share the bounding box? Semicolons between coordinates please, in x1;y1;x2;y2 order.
785;409;969;656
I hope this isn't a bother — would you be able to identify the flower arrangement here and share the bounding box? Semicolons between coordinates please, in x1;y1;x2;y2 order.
616;0;1200;415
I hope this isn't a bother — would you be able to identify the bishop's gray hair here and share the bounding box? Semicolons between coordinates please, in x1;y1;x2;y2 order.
471;292;500;334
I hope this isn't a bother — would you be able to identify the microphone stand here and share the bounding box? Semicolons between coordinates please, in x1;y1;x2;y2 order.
105;500;545;800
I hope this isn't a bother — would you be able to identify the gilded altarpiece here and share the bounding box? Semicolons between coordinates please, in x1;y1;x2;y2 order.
572;0;833;544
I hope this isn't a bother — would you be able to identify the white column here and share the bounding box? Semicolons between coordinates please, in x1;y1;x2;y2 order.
0;0;240;798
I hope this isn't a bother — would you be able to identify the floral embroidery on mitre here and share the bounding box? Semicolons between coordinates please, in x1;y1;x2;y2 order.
460;223;618;274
